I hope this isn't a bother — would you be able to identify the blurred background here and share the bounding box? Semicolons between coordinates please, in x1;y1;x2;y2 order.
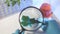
0;0;60;34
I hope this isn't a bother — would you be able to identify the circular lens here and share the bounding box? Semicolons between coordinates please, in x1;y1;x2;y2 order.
19;6;43;31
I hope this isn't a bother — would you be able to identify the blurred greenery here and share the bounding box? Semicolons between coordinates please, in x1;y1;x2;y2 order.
21;16;30;26
22;16;30;22
5;0;20;6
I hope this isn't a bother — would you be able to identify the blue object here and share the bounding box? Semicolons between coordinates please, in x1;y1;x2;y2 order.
38;18;60;34
12;29;24;34
46;20;60;34
12;29;20;34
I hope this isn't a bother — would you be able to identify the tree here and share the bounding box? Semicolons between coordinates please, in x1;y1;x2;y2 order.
5;0;20;6
21;16;41;26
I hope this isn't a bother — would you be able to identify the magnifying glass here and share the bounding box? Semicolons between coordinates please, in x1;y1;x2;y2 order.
19;6;45;34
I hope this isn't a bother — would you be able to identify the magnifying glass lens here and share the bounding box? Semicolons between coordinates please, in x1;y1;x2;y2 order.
20;7;43;31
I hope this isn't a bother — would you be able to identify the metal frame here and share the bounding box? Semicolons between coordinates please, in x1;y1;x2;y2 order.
19;6;44;34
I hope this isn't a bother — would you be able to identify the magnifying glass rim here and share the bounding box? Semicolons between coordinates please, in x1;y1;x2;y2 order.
19;6;44;31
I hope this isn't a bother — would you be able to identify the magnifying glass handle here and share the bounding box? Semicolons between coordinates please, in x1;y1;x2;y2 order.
19;30;24;34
